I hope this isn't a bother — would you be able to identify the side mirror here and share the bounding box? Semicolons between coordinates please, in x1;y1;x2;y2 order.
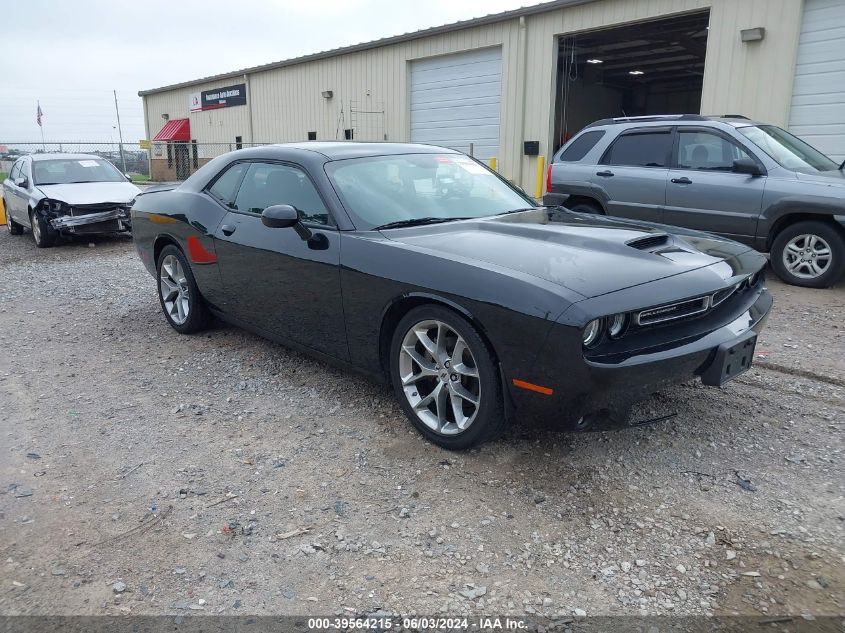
125;173;133;182
261;204;300;229
14;177;28;188
732;158;763;176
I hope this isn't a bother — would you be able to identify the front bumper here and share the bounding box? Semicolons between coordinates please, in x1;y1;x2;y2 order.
510;285;773;428
50;209;131;234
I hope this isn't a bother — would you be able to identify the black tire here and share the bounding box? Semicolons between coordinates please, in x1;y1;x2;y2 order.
5;200;23;235
29;209;56;248
389;305;506;450
567;200;603;215
770;220;845;288
156;244;211;334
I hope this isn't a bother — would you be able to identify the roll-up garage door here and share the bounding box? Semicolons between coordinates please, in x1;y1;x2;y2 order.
409;47;502;160
788;0;845;162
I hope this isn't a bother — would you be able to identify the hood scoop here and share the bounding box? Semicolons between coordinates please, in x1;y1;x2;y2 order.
626;233;670;251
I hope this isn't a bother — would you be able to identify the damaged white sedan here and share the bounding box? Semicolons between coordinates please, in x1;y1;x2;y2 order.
3;153;140;247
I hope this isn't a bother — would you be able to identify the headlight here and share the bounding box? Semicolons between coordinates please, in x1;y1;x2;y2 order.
42;199;66;213
607;313;628;339
582;319;601;347
748;271;760;287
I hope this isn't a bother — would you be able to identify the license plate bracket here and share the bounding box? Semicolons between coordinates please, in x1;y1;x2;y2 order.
701;330;757;386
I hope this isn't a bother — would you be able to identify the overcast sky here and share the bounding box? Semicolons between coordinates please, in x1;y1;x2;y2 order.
4;0;544;145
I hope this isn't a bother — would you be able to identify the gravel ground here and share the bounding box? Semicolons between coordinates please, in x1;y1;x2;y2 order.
0;230;842;620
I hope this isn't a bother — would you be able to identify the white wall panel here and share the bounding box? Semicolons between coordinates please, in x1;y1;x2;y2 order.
789;0;845;162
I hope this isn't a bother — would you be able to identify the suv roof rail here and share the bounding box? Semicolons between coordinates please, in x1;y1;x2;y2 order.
715;114;749;119
585;114;709;128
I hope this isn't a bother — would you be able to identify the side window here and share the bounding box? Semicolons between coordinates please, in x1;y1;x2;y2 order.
603;130;672;167
10;161;21;181
206;162;249;207
20;160;31;183
677;130;754;171
233;163;331;226
559;130;606;162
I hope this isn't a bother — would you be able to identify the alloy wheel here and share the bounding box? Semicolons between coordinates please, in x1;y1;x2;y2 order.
159;254;191;325
398;319;481;436
782;233;831;280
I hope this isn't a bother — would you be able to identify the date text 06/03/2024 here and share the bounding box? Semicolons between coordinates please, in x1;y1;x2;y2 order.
307;616;529;630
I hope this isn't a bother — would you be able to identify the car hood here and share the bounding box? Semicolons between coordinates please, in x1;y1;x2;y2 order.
381;209;755;298
35;181;141;205
795;170;845;188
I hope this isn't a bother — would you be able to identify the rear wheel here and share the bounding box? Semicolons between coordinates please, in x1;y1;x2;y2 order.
156;245;210;333
5;200;23;235
770;221;845;288
567;199;603;215
390;305;505;450
29;209;56;248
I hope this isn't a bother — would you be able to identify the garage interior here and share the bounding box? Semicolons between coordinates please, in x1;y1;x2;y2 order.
553;10;711;152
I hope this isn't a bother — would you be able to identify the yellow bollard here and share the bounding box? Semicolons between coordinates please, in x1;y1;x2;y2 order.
0;196;6;226
534;155;545;199
488;157;497;171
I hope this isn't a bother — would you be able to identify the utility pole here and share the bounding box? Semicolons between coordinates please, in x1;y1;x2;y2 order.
113;89;127;174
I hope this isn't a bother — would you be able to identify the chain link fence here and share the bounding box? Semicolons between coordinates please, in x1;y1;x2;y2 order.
0;141;274;183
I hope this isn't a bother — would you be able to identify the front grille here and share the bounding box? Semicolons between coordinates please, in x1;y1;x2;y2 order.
636;296;710;326
634;272;761;329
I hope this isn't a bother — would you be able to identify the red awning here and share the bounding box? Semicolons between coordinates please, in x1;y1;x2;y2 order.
153;118;190;142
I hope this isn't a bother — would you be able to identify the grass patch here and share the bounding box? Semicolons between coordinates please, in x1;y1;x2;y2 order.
130;173;150;183
0;172;7;182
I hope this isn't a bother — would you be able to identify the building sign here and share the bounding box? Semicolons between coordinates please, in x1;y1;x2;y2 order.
139;139;151;149
190;83;247;112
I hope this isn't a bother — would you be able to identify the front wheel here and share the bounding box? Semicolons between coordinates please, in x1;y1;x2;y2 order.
156;245;210;333
390;305;505;450
30;209;56;247
770;221;845;288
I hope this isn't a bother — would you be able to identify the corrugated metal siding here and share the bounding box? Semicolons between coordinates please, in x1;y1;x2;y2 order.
144;76;252;151
789;0;845;162
143;0;804;190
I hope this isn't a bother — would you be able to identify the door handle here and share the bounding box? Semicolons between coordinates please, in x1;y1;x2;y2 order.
220;224;236;236
671;177;692;184
596;170;614;177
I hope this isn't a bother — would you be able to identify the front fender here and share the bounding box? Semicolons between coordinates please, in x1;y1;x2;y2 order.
759;194;845;248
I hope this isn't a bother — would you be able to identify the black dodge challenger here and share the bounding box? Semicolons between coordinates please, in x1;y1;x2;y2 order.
132;142;772;449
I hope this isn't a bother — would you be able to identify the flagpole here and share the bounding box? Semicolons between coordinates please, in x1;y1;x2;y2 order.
113;90;127;174
38;100;45;151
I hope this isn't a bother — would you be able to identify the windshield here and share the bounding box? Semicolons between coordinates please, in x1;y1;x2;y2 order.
738;125;838;174
33;158;125;185
325;153;535;230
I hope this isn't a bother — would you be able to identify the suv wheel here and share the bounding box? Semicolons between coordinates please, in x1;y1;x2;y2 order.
567;200;603;215
770;221;845;288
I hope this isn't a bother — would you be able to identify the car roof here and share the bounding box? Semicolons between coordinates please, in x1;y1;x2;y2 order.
266;142;462;160
29;153;110;162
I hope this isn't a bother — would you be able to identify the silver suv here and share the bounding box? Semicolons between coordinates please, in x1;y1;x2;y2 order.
545;115;845;288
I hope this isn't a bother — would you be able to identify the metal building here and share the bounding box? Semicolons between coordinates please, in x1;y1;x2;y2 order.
139;0;845;189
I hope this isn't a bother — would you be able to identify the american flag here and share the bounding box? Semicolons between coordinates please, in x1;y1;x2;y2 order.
36;102;43;127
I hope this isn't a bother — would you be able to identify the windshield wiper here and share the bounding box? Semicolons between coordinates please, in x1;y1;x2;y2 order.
839;158;844;171
372;216;472;231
